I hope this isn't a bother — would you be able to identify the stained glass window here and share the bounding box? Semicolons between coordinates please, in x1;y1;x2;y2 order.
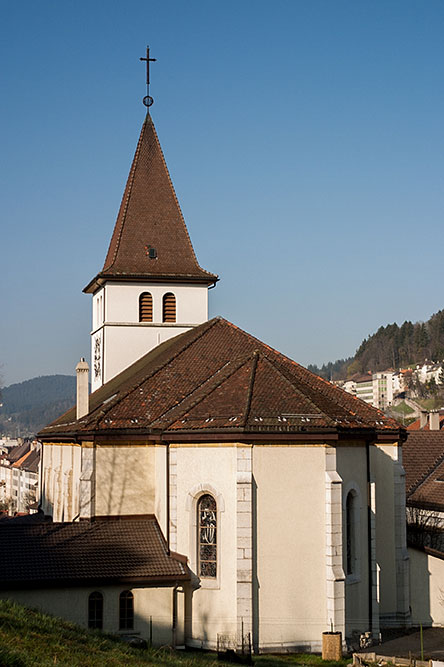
119;590;134;630
88;591;103;629
198;494;217;578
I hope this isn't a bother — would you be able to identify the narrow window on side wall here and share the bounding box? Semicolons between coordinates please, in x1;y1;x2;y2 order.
346;491;356;575
198;494;217;578
88;591;103;629
119;590;134;630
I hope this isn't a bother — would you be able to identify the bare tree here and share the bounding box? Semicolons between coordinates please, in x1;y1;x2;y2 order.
407;504;444;550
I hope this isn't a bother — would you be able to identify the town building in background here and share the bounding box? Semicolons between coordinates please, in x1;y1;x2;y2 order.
0;440;40;514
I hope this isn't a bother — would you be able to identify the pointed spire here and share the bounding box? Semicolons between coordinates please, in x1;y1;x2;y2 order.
84;116;217;293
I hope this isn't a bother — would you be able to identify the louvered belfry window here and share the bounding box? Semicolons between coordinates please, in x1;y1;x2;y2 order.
139;292;153;322
162;292;176;323
198;494;217;578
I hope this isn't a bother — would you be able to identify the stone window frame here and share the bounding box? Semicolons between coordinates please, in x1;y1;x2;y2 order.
343;481;362;584
197;494;217;579
186;484;225;590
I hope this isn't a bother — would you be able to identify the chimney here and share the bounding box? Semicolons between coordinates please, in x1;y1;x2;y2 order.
429;411;440;431
76;358;89;420
420;411;428;429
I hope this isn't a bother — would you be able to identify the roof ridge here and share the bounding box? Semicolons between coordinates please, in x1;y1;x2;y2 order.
41;319;220;433
407;449;444;498
256;353;331;422
224;320;391;424
91;115;217;290
11;450;34;468
94;318;220;427
103;119;146;273
242;351;259;428
149;118;213;278
151;351;258;428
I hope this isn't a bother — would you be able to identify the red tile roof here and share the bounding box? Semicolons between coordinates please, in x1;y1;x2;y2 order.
40;317;402;441
6;442;31;464
11;449;39;472
408;458;444;511
84;115;217;293
0;515;189;589
408;416;444;431
403;431;444;496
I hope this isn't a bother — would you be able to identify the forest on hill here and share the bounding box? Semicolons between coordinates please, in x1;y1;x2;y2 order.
0;375;76;438
308;309;444;381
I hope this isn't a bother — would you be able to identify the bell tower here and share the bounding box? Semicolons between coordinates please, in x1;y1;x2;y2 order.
84;107;217;391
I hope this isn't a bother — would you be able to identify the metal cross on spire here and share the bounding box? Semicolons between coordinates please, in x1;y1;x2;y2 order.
140;46;156;108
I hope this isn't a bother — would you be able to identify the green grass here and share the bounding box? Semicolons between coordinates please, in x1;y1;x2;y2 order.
0;599;350;667
390;402;414;416
416;397;444;411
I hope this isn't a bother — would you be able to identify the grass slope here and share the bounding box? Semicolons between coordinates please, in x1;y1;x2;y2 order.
0;600;349;667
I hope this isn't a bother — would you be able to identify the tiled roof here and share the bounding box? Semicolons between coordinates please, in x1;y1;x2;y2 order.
0;515;189;589
40;317;402;440
408;459;444;511
11;448;40;473
408;416;444;431
6;442;31;464
84;115;217;293
403;431;444;496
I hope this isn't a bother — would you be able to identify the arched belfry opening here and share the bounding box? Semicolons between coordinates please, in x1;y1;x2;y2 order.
163;293;176;323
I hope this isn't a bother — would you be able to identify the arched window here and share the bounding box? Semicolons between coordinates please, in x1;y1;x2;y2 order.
119;590;134;630
346;491;356;575
139;292;153;322
88;591;103;629
163;293;176;323
197;494;217;578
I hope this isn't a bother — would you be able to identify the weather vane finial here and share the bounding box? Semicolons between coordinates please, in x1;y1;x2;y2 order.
140;46;156;108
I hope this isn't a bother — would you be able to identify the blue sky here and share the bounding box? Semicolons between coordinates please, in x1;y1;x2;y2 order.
1;1;444;386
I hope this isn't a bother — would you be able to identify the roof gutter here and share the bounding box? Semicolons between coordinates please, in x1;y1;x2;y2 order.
83;273;219;294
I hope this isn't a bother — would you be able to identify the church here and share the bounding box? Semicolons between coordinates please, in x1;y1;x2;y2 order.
1;97;410;652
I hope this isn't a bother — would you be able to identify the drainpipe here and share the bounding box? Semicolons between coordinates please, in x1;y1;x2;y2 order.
366;439;373;635
37;441;44;512
166;443;170;553
172;584;178;647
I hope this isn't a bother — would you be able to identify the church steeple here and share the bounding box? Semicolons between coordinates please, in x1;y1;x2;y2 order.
84;116;217;294
86;113;218;392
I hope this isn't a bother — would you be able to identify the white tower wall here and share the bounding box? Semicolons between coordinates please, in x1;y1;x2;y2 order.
91;282;209;391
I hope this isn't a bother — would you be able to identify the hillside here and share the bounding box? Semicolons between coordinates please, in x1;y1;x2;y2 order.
308;309;444;381
0;375;76;438
0;599;347;666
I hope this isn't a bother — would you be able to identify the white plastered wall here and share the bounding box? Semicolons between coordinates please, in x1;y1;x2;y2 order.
172;444;238;649
42;443;159;521
336;443;371;637
91;282;209;391
409;548;444;626
254;444;327;651
94;445;155;516
1;585;177;646
371;442;409;627
41;443;82;522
